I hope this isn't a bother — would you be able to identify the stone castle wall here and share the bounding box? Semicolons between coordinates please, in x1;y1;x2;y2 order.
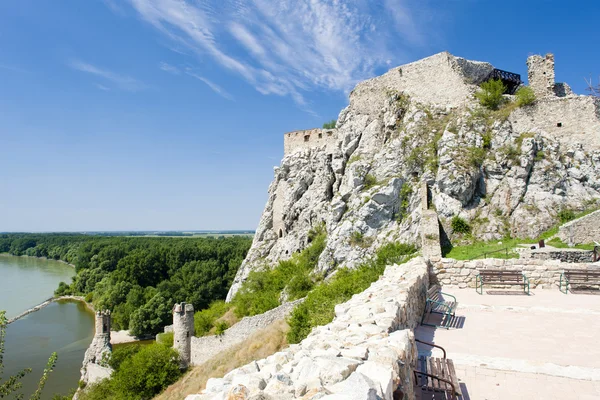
510;96;600;148
186;257;429;400
283;128;338;156
190;299;302;367
430;257;597;289
558;210;600;246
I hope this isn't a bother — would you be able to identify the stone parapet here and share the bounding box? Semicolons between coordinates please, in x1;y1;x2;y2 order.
190;299;303;367
558;210;600;246
186;257;429;400
430;258;597;289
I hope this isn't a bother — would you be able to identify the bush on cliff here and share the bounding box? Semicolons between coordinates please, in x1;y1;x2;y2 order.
475;79;506;110
230;224;327;318
322;120;336;129
286;242;416;344
515;86;536;106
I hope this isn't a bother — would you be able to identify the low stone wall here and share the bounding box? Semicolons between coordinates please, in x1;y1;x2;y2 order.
431;258;598;289
521;248;594;263
186;257;429;400
191;299;303;366
558;210;600;246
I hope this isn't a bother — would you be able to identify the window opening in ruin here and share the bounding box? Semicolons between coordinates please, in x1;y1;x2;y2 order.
103;323;107;332
304;135;310;142
279;229;283;238
318;133;322;139
557;122;562;127
187;331;189;338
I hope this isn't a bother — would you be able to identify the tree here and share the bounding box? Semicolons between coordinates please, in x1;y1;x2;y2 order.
475;79;506;110
0;311;58;399
322;120;336;129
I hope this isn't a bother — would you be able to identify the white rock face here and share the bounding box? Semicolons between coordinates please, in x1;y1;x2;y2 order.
227;52;600;301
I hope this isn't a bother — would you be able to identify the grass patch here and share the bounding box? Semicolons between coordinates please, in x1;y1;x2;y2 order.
442;238;526;260
286;242;416;344
396;183;413;222
322;120;336;129
347;154;362;165
363;174;379;190
546;238;595;250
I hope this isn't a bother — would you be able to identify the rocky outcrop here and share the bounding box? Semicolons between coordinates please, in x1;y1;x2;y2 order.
187;257;428;400
227;52;600;301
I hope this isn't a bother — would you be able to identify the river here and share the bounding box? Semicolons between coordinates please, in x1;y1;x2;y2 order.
0;254;95;399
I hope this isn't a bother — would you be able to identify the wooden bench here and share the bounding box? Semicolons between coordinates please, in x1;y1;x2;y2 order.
421;284;458;328
475;270;530;295
414;339;462;399
560;269;600;294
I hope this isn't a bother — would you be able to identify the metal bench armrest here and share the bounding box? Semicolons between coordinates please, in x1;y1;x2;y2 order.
440;291;457;302
413;370;457;397
415;339;447;358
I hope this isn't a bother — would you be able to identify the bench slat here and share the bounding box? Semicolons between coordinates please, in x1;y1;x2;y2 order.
446;359;462;396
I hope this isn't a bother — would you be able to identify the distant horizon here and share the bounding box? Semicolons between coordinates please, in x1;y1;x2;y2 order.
0;229;255;234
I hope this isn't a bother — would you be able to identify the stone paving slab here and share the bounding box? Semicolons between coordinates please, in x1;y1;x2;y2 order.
415;288;600;399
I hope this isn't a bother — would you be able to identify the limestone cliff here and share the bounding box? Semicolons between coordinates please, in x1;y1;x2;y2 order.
227;51;600;300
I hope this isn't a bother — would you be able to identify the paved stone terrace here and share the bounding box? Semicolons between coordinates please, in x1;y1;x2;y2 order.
416;288;600;399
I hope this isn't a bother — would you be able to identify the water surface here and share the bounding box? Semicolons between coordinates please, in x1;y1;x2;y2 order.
3;301;95;399
0;255;94;399
0;254;75;318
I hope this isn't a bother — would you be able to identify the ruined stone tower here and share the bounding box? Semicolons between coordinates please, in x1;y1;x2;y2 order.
173;302;194;368
527;53;555;98
80;310;113;385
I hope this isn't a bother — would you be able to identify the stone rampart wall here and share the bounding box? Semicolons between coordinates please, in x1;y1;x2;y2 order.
558;210;600;246
283;128;338;155
510;96;600;149
190;299;303;367
186;257;429;400
431;258;598;289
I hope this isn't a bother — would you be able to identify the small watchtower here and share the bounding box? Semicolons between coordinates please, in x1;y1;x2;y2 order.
527;53;555;98
173;302;194;368
95;310;111;337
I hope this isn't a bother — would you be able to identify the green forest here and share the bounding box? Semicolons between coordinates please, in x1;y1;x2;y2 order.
0;234;252;336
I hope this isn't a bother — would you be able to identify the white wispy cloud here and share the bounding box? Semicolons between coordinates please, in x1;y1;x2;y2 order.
112;0;434;105
159;62;180;74
95;83;111;91
185;71;234;100
69;60;146;92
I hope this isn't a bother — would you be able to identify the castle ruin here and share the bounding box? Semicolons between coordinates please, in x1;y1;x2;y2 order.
173;302;194;368
80;310;113;385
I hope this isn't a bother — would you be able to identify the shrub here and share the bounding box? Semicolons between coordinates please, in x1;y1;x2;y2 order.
54;281;72;296
482;130;492;150
156;331;174;347
396;183;413;222
110;343;182;399
558;209;575;224
287;242;415;343
322;120;336;129
466;147;486;168
475;79;506;110
231;226;327;318
108;344;142;371
451;216;471;234
363;174;378;190
515;86;536;106
194;300;232;336
214;321;229;336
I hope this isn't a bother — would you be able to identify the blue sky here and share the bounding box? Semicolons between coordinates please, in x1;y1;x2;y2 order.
1;0;599;232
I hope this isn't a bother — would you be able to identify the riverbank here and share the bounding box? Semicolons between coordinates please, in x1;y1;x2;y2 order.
0;252;76;268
